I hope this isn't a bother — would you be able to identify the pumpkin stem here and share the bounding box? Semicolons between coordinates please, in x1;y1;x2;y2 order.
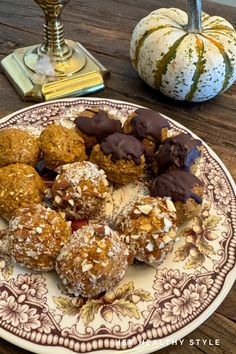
187;0;202;33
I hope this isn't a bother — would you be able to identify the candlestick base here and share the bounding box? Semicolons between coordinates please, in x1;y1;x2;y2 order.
1;40;108;102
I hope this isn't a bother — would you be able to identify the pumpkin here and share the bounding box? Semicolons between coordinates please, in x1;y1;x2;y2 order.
130;0;236;102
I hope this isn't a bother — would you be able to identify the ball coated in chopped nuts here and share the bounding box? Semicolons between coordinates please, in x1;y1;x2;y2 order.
52;161;109;220
56;224;129;298
8;204;71;271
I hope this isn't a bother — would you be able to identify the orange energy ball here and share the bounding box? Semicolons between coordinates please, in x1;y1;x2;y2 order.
8;204;71;271
52;161;109;220
56;224;129;298
74;107;122;149
123;108;170;153
115;196;177;267
0;128;41;168
40;124;87;170
0;163;46;220
90;133;146;184
151;170;204;225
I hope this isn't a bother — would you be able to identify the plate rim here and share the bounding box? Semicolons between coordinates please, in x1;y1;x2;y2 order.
0;97;235;354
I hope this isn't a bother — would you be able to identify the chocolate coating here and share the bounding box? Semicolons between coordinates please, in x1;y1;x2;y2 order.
151;170;203;204
156;133;202;173
130;108;170;143
101;132;145;165
75;110;122;141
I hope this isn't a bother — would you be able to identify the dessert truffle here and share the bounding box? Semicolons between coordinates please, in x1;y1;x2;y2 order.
0;128;41;167
8;205;71;271
74;107;122;149
0;164;46;220
155;132;202;174
151;170;203;225
56;224;129;298
90;132;146;184
52;161;109;220
40;124;87;170
115;196;177;267
123;108;170;153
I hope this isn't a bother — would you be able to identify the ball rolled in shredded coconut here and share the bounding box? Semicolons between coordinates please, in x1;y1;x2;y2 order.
52;161;110;220
115;196;177;267
56;224;129;298
8;204;71;271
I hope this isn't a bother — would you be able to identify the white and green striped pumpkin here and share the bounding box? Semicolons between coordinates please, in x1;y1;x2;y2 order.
130;0;236;102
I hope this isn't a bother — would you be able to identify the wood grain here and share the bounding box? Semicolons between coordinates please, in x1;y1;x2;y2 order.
0;1;235;354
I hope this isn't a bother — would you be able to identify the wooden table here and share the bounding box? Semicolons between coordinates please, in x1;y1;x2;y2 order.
0;0;235;353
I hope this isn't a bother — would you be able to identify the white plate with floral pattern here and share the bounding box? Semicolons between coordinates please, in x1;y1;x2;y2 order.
0;98;235;354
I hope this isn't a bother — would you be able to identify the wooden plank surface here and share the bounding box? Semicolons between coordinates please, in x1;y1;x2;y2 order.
0;0;235;353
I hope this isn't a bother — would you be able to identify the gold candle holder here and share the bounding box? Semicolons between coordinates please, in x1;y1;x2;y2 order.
1;0;108;101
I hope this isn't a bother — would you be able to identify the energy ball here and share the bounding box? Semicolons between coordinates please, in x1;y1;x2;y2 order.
56;224;129;298
74;107;122;149
151;170;203;225
90;132;146;184
123;108;170;153
40;124;87;170
0;164;46;220
52;161;109;220
8;205;71;271
0;128;41;167
155;132;202;174
115;196;177;267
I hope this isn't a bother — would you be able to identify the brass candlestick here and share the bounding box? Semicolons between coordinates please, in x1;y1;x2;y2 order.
1;0;108;101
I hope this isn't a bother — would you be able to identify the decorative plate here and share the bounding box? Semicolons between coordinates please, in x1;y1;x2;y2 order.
0;98;235;354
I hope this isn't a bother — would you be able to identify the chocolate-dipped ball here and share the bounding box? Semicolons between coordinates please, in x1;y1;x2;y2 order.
123;108;170;153
151;170;203;225
75;108;122;149
90;132;146;184
155;133;202;174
